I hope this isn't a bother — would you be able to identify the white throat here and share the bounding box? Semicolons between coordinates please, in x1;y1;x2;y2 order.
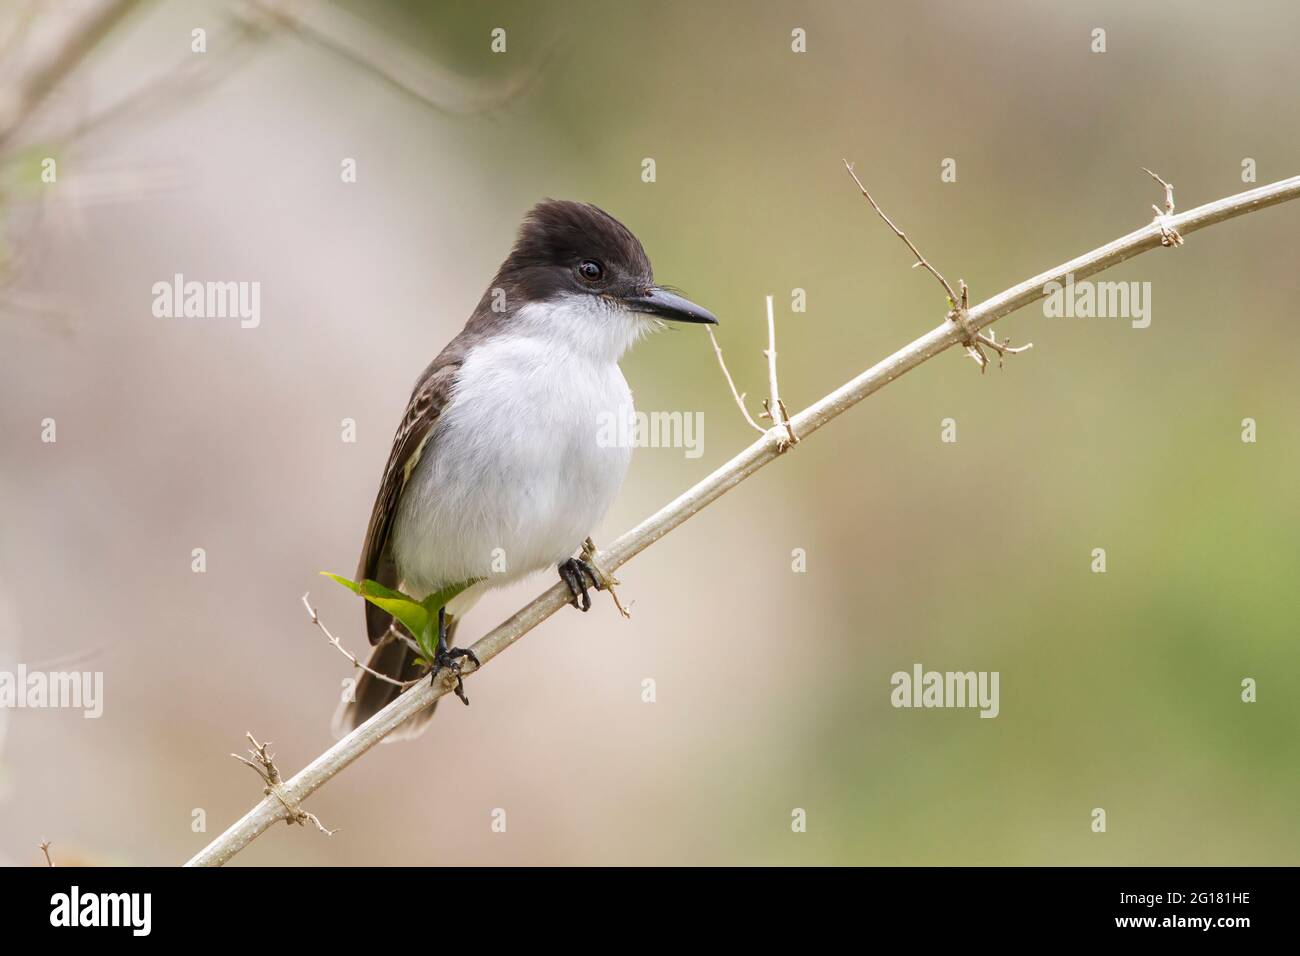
508;295;659;364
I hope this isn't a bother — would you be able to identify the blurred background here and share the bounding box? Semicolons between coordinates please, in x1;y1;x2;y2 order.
1;0;1297;866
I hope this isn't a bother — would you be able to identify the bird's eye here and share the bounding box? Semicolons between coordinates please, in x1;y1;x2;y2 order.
577;259;604;282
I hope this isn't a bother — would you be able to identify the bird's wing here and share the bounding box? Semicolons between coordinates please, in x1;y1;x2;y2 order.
357;359;462;644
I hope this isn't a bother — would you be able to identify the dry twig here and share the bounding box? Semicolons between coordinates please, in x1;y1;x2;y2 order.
38;840;54;867
843;160;1033;372
582;537;631;618
302;592;420;690
708;296;798;446
1142;167;1185;247
706;326;766;434
758;295;799;449
231;733;336;836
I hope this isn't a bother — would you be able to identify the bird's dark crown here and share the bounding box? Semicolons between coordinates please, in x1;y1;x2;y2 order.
492;199;653;302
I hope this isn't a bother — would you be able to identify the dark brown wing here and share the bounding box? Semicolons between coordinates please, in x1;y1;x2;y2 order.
357;360;462;644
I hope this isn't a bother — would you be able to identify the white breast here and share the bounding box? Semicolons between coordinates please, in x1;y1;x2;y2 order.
391;298;645;596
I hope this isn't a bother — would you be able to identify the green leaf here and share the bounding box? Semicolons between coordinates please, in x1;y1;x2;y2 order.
320;572;429;639
319;574;483;661
420;579;478;617
417;619;437;662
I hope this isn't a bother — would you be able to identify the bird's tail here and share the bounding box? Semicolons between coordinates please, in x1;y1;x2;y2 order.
331;584;483;741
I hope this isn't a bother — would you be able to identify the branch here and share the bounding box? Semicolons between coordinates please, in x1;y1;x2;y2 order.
53;4;278;148
705;325;765;434
758;295;798;448
580;536;631;618
302;592;420;690
230;733;337;837
1142;166;1185;247
186;173;1300;867
240;0;556;117
844;160;1032;371
843;160;961;306
0;0;143;151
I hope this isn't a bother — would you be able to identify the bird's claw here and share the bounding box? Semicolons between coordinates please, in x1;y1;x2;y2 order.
429;605;478;704
432;644;479;705
558;556;604;612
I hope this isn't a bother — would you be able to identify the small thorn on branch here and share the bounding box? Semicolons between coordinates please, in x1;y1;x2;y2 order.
1142;167;1184;247
844;160;1032;373
975;327;1034;370
232;733;336;836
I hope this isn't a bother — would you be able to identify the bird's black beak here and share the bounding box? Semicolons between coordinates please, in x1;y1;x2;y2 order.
625;287;718;325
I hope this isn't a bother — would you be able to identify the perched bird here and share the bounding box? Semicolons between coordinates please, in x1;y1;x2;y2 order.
335;200;717;739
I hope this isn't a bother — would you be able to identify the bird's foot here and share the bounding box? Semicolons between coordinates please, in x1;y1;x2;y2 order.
428;606;479;705
558;555;604;612
432;644;479;705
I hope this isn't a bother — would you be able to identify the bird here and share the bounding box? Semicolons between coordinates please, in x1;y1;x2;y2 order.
334;199;718;739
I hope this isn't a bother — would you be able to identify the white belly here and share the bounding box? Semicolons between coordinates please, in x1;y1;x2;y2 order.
391;335;633;595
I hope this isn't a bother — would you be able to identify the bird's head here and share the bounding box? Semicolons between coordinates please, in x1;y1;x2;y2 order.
487;200;717;359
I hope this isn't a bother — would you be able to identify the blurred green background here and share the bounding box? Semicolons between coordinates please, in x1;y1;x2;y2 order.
1;0;1297;865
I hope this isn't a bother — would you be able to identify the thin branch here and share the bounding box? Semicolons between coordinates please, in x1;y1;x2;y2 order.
1143;166;1177;215
39;840;54;867
844;160;1032;372
843;159;960;306
1142;167;1185;247
186;173;1300;867
581;537;631;619
0;0;144;151
241;0;557;117
706;326;765;434
54;6;277;148
763;295;782;418
758;295;798;448
302;592;420;690
0;2;41;67
710;297;797;444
